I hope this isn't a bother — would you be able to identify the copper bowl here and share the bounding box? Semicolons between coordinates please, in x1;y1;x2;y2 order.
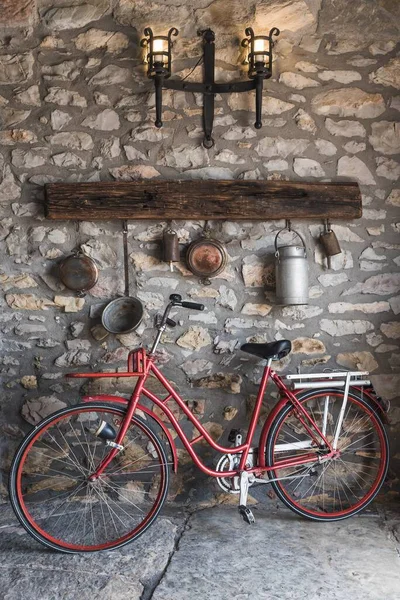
186;238;228;278
59;252;98;294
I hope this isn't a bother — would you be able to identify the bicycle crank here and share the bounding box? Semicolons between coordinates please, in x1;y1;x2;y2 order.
215;448;258;494
238;471;255;524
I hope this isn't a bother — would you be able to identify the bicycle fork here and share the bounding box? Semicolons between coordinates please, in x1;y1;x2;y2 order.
88;373;149;480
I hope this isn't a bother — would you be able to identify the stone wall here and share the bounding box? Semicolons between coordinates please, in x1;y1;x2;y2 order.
0;0;399;504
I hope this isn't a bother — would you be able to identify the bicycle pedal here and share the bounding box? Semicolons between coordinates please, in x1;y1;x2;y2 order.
239;505;255;525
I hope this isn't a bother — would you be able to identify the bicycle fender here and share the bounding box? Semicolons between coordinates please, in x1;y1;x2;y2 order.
351;386;389;424
82;395;178;473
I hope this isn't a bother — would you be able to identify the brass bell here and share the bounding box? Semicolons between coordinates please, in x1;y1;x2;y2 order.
163;228;180;271
319;220;341;258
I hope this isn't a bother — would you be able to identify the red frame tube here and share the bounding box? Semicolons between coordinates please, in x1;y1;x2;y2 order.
82;394;179;473
71;349;334;480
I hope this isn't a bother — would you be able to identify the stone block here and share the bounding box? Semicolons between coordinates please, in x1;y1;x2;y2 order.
311;88;385;118
369;58;400;89
43;3;108;31
337;351;379;372
0;0;36;26
21;396;67;425
369;121;400;155
73;29;129;53
279;72;320;89
0;54;34;85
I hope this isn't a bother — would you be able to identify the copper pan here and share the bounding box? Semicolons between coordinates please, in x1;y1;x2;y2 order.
59;251;98;297
186;237;228;279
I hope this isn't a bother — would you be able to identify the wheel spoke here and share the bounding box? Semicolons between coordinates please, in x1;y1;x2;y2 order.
268;391;387;519
12;406;169;552
99;478;145;513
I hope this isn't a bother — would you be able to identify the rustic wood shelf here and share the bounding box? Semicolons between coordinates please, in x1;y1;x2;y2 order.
45;180;362;221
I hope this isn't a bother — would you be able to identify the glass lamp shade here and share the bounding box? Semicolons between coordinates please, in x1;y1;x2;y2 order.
142;27;178;77
152;37;169;65
253;37;269;66
242;27;279;78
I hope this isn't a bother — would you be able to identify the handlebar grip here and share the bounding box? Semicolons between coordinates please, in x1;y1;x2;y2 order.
181;301;205;311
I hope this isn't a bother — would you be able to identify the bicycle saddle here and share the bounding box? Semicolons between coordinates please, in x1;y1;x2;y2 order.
240;340;291;360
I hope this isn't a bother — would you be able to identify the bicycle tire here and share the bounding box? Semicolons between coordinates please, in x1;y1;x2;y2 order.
9;403;170;553
265;389;389;521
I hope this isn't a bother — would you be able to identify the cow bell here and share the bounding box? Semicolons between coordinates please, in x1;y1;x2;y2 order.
320;220;342;258
163;228;180;271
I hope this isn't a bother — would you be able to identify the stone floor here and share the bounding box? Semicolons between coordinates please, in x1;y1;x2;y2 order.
0;502;399;600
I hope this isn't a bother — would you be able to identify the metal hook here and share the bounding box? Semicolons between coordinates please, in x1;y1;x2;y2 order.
166;219;175;234
200;277;212;286
203;220;211;237
324;218;331;233
285;219;291;232
74;220;80;252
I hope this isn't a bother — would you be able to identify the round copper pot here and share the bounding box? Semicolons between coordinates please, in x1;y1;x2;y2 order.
186;238;228;278
59;252;98;295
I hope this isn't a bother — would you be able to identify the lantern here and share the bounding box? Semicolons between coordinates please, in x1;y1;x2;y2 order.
242;27;279;128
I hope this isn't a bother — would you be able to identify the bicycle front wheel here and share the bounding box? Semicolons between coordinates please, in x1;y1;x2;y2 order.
266;390;389;521
9;404;170;552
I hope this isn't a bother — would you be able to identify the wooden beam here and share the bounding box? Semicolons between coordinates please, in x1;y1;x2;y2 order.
44;180;362;221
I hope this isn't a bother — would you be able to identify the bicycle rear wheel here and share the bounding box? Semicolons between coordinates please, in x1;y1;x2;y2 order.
9;404;170;552
266;390;389;521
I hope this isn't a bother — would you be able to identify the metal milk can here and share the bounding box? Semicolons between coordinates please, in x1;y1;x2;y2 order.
274;227;308;305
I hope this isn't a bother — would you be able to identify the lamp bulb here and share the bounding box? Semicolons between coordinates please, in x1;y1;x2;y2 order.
254;38;265;53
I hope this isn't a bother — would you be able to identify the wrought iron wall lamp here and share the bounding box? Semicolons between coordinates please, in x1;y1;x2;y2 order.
141;26;280;148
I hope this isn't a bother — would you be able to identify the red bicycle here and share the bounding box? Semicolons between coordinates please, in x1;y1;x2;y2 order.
9;294;389;553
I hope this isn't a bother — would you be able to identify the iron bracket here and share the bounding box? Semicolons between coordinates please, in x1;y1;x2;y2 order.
156;28;269;148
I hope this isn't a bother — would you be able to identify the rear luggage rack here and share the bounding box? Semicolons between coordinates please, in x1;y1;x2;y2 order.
285;371;371;391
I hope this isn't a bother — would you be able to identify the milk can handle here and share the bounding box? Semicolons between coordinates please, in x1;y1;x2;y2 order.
274;227;307;256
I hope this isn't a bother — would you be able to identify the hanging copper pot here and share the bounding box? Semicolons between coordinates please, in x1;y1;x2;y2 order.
59;251;99;297
186;238;228;279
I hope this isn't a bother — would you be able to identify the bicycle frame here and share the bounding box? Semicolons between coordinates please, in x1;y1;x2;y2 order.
69;348;334;480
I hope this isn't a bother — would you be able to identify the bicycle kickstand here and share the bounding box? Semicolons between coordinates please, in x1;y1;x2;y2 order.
238;471;255;525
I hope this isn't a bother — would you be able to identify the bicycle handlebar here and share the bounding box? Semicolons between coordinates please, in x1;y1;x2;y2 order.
151;295;205;353
169;294;204;311
181;301;204;311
